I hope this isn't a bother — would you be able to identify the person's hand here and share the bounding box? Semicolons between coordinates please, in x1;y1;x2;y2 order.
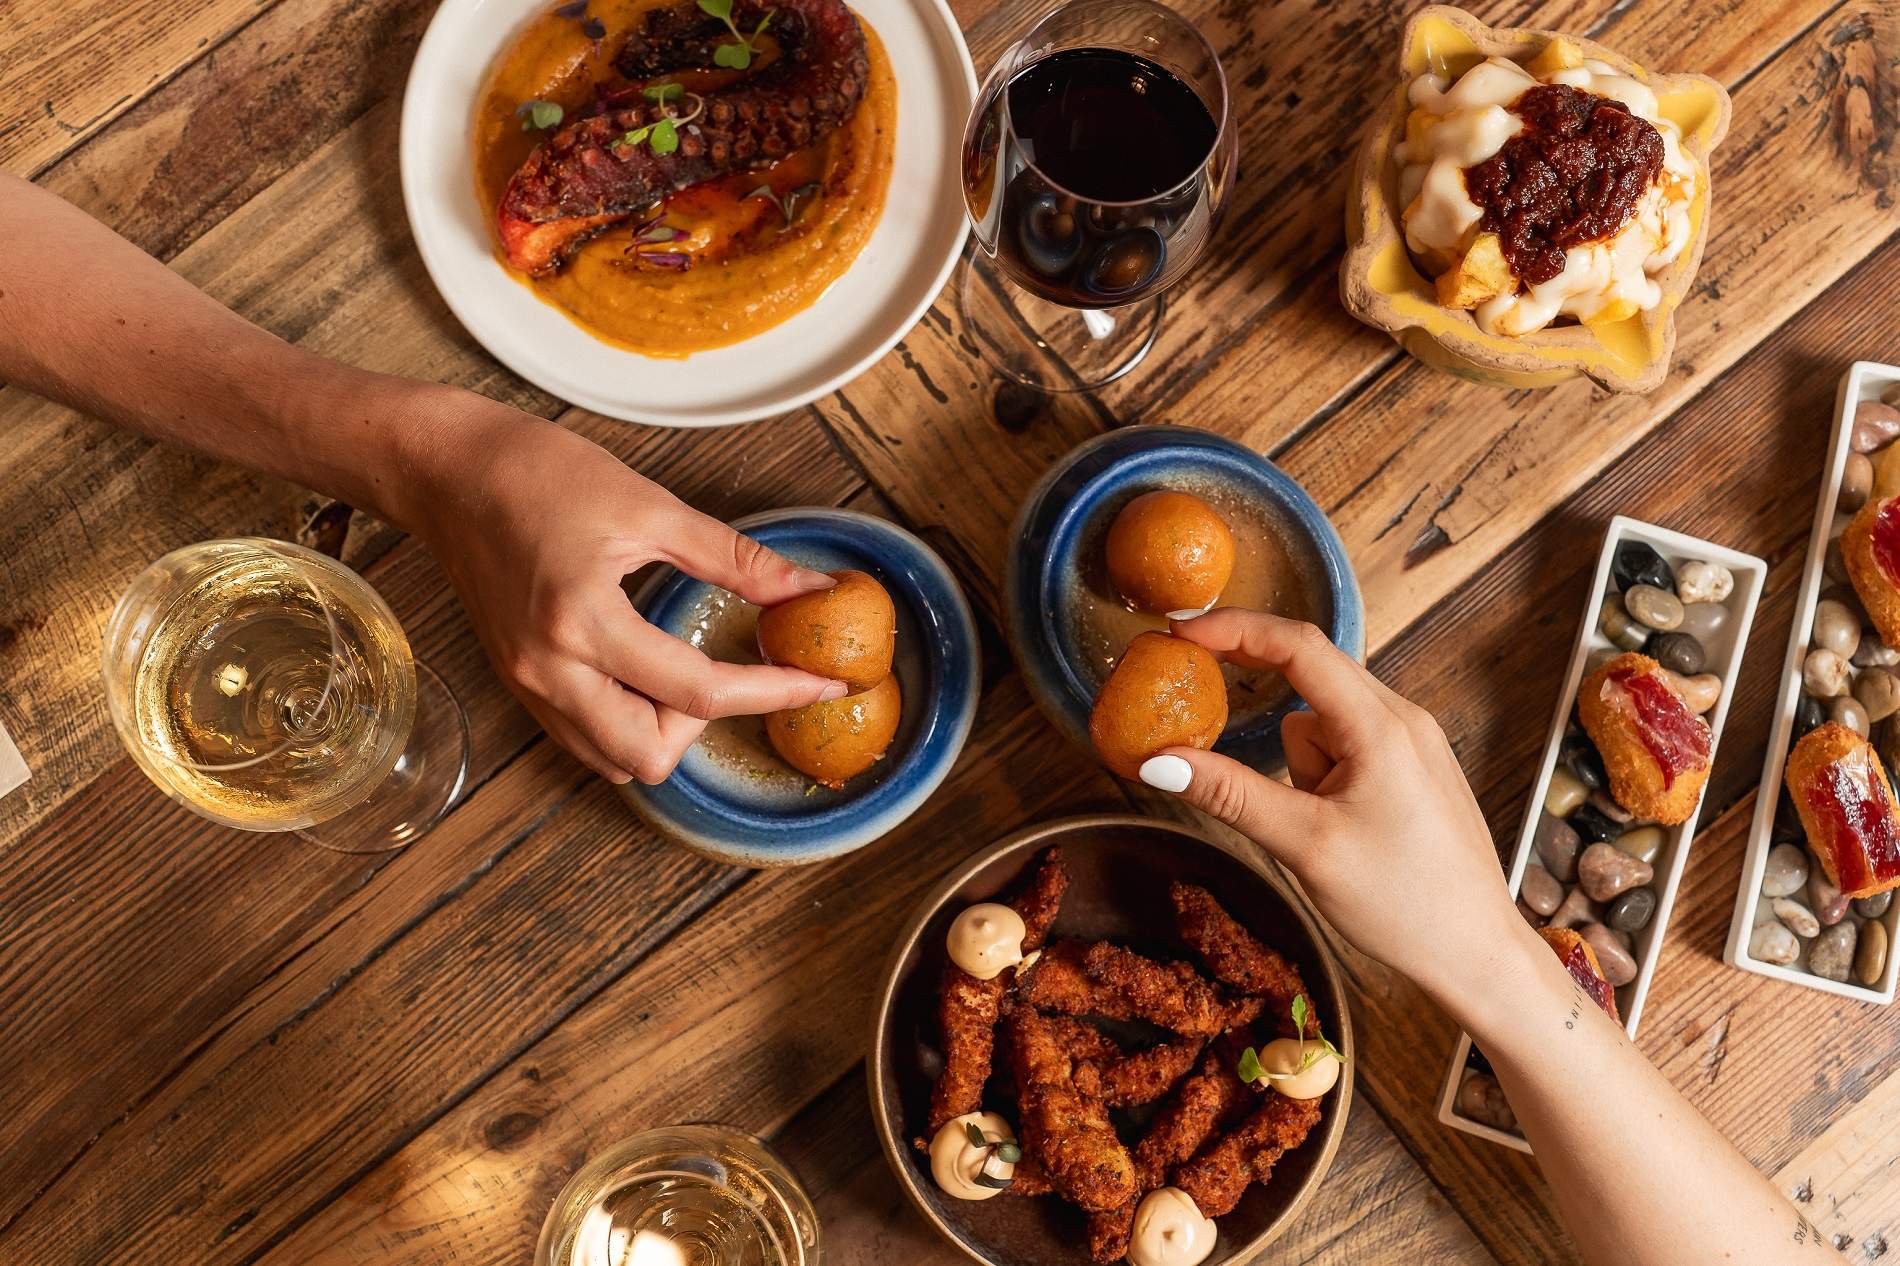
398;394;847;785
1134;609;1529;1000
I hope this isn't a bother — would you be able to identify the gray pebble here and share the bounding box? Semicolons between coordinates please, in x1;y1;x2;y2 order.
1812;598;1863;661
1607;886;1656;934
1852;890;1893;919
1625;584;1684;632
1810;921;1858;982
1536;814;1583;882
1579;842;1653;901
1650;632;1706;676
1614;826;1665;865
1676;560;1734;605
1853;635;1900;668
1762;843;1809;898
1587;789;1634;825
1749;920;1800;966
1547;886;1601;932
1771;897;1821;939
1841;450;1874;512
1457;1072;1517;1132
1600;595;1653;653
1580;921;1638;986
1520;864;1564;916
1677;601;1729;643
1585;646;1620;675
1830;694;1872;738
1854;668;1900;723
1826;536;1850;586
1545;768;1587;818
1856;919;1889;986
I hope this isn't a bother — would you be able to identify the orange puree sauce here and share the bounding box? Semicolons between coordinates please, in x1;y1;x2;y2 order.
473;0;896;357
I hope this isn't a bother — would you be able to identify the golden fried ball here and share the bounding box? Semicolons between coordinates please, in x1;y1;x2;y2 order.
1105;491;1236;617
756;569;896;693
1088;632;1228;780
766;673;902;789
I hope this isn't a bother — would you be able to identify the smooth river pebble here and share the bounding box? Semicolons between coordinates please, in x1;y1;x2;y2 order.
1580;922;1638;986
1607;886;1656;934
1749;920;1800;966
1458;1072;1517;1131
1614;825;1665;865
1675;560;1733;605
1812;599;1863;660
1831;695;1872;737
1520;864;1563;916
1804;648;1851;698
1579;842;1653;901
1771;897;1821;939
1547;886;1601;931
1650;632;1706;676
1842;450;1875;512
1613;542;1675;595
1587;790;1634;825
1854;669;1900;723
1561;735;1607;790
1763;844;1810;898
1853;635;1900;668
1676;601;1729;643
1856;919;1889;986
1624;584;1684;631
1853;890;1893;919
1570;803;1623;845
1810;921;1858;982
1545;768;1587;818
1662;670;1722;715
1536;814;1582;881
1600;595;1652;653
1808;869;1849;927
1851;399;1900;453
1795;693;1828;741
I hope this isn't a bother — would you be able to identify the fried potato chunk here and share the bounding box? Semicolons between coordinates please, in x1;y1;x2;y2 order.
1435;232;1514;310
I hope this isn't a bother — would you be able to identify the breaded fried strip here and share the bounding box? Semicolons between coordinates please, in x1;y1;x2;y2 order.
1085;1036;1252;1262
1082;942;1265;1036
925;848;1070;1133
1172;882;1312;1033
1016;940;1134;1020
1047;1015;1124;1063
1005;1008;1138;1214
1173;1092;1324;1218
1074;1035;1206;1108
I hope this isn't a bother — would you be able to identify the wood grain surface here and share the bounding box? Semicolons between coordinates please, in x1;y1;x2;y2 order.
2;1;1898;1265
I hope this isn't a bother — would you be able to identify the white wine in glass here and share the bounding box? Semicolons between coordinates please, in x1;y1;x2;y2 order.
102;538;468;851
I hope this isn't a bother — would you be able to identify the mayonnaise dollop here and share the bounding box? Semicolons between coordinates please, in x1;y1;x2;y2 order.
1254;1036;1343;1100
1128;1188;1218;1266
946;903;1027;981
928;1111;1016;1201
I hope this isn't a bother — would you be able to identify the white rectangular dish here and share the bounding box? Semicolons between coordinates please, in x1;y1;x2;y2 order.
1726;361;1900;1005
1438;515;1767;1152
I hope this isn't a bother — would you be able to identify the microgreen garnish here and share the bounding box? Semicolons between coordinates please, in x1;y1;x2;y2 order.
697;0;776;69
744;181;821;227
644;82;686;107
517;99;564;131
959;1121;1019;1190
616;85;704;157
1239;994;1345;1089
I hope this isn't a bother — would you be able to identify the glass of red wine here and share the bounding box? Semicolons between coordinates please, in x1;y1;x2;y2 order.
959;0;1235;392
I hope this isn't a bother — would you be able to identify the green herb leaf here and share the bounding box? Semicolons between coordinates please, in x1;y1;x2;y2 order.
696;0;733;19
995;1141;1022;1164
643;82;684;106
1291;994;1309;1034
518;100;564;131
753;9;775;35
964;1121;988;1149
619;124;654;149
650;117;680;155
971;1171;1014;1190
713;40;752;68
1236;1046;1264;1085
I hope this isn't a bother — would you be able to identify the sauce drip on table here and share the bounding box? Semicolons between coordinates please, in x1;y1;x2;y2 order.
1464;84;1665;286
1608;666;1708;789
1807;751;1900;895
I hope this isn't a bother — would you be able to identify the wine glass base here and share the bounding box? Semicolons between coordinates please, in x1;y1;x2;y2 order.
299;660;470;854
958;249;1163;392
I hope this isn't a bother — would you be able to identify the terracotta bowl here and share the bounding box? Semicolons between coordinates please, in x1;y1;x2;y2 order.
1339;5;1731;394
867;814;1353;1266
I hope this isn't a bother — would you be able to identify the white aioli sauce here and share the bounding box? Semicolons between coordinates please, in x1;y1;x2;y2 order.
1128;1188;1218;1266
1255;1036;1343;1100
928;1111;1016;1201
946;903;1027;981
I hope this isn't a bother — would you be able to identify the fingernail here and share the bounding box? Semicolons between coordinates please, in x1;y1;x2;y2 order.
818;681;850;701
793;569;837;591
1139;754;1193;793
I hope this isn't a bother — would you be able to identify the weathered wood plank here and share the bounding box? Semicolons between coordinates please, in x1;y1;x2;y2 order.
0;0;277;178
1771;1070;1900;1260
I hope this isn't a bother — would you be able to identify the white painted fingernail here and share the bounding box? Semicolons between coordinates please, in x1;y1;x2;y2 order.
818;681;850;701
1139;754;1193;793
1166;608;1209;622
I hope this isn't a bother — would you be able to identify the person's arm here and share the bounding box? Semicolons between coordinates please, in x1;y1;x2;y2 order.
1133;610;1837;1265
0;173;846;784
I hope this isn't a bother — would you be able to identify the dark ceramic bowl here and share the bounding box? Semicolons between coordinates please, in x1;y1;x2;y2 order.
868;814;1353;1266
1006;426;1364;773
622;508;979;867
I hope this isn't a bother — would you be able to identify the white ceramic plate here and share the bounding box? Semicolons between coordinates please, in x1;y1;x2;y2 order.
400;0;976;427
1726;361;1900;1005
1436;516;1766;1153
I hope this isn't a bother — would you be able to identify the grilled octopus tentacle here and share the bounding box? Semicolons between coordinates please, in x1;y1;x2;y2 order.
499;0;870;275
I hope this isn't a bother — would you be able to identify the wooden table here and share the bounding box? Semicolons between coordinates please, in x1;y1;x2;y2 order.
2;0;1897;1262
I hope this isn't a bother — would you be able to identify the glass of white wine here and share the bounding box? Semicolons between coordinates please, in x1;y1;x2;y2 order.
101;538;469;853
536;1125;821;1266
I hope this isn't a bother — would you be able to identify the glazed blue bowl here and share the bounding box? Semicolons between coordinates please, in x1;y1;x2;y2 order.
622;508;979;867
1005;426;1364;773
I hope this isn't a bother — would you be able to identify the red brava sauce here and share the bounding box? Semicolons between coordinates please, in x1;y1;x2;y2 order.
1807;750;1900;895
1608;667;1710;789
1871;498;1900;589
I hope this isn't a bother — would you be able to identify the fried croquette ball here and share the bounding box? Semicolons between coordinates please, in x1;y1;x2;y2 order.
766;673;901;789
1105;491;1237;617
756;569;895;692
1089;632;1228;780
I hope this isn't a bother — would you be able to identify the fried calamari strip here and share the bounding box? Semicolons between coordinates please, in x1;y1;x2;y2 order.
1004;1007;1137;1213
1074;1035;1206;1108
925;847;1070;1133
1084;1035;1254;1262
1081;942;1266;1036
1173;1092;1324;1218
1172;882;1313;1033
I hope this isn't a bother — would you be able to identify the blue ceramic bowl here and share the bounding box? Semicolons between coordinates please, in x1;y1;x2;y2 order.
1005;426;1364;773
622;508;980;867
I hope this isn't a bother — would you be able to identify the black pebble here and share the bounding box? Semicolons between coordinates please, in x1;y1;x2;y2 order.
1570;803;1623;844
1613;542;1676;594
1773;788;1804;843
1561;735;1607;791
1794;693;1827;740
1650;631;1707;676
1608;887;1657;933
1466;1044;1494;1076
